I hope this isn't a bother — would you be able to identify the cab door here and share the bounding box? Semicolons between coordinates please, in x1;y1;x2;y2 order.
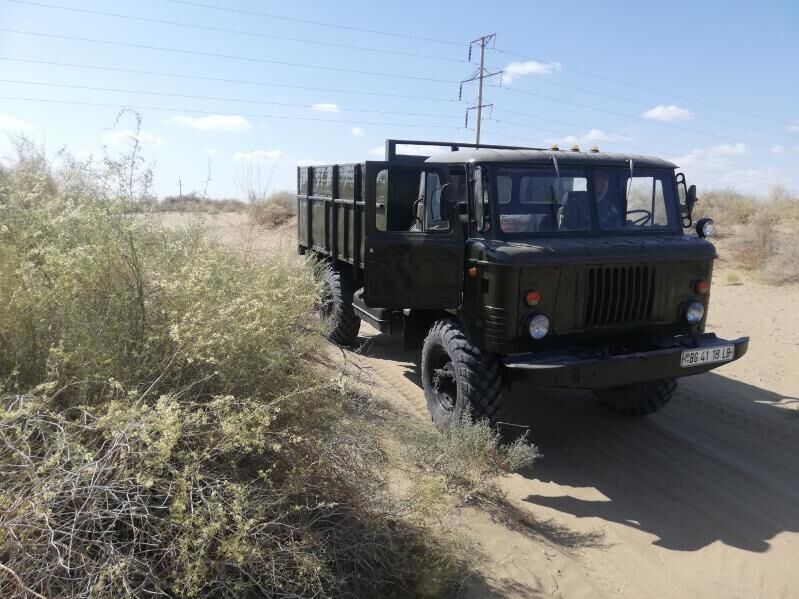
363;161;465;309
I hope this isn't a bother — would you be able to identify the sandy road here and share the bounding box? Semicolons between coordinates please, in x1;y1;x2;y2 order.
353;273;799;599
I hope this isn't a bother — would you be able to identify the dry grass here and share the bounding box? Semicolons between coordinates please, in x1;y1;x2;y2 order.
0;139;541;598
250;190;296;228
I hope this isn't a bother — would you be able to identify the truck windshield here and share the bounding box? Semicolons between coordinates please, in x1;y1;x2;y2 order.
492;166;679;235
592;168;679;231
496;167;590;233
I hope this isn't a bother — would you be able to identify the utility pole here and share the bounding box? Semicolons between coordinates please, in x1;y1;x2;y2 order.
460;34;502;146
178;177;183;200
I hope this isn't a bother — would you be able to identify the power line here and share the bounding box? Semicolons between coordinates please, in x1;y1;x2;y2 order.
491;47;793;127
496;73;788;137
0;95;466;129
485;119;779;174
161;0;465;47
479;128;746;175
0;79;461;119
0;57;461;103
498;84;777;150
2;0;464;63
491;107;792;170
0;28;459;84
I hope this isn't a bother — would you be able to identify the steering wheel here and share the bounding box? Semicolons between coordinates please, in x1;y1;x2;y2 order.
626;209;652;226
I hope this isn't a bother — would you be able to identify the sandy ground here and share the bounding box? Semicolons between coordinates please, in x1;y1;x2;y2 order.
167;213;799;598
349;270;799;599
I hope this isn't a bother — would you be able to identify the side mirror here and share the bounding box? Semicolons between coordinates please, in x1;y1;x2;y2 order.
676;172;697;228
685;185;697;214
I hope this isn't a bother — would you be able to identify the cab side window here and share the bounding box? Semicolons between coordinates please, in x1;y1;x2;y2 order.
424;172;449;232
374;167;426;232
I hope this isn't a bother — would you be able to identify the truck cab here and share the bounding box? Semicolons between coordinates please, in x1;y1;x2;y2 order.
297;139;748;426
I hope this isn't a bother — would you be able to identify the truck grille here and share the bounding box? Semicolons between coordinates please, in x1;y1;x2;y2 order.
482;306;509;343
583;265;656;327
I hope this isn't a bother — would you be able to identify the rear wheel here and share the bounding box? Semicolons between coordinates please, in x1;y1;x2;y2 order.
318;266;361;346
421;319;503;428
596;378;677;416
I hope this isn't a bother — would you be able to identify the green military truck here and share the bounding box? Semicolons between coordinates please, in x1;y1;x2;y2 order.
296;139;748;426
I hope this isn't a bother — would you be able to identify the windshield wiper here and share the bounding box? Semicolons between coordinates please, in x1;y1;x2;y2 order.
550;155;561;225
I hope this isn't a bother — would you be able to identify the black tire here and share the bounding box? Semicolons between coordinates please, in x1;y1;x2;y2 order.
421;319;503;428
318;266;361;346
596;378;678;417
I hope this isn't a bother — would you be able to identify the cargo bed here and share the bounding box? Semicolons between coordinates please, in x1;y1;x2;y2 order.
296;163;365;269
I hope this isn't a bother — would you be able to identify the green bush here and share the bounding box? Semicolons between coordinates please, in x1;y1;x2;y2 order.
0;147;464;598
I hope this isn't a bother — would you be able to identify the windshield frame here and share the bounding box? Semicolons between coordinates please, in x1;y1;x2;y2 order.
477;162;682;239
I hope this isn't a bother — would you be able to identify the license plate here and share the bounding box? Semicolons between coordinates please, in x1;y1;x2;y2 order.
680;345;734;368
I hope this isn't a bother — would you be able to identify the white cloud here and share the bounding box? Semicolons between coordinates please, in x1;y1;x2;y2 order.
168;115;252;132
708;143;747;156
103;129;163;149
717;167;789;195
503;60;562;83
771;144;799;154
206;148;219;155
545;128;633;149
351;127;365;137
368;145;385;157
233;149;288;162
666;142;799;195
787;123;799;133
642;104;694;122
311;103;340;113
0;113;33;132
297;159;325;167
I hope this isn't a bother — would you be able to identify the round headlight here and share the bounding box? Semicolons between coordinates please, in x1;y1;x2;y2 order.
696;217;716;238
528;314;550;339
685;301;705;324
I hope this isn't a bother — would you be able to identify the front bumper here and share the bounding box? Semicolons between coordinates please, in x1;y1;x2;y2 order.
503;333;749;389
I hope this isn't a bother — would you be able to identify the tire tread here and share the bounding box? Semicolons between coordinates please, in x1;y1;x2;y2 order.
422;319;502;425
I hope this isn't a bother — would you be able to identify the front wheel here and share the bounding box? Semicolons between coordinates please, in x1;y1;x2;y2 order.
318;266;361;346
596;378;677;416
421;319;503;428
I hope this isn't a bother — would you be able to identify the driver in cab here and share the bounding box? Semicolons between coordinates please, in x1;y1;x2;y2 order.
594;170;623;229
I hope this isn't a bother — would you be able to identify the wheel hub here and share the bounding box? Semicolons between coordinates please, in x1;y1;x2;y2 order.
317;284;334;321
430;351;457;412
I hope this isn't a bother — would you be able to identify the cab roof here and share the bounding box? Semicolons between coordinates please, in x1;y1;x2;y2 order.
423;147;677;170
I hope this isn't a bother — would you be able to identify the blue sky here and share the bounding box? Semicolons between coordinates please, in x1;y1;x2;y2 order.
1;0;797;199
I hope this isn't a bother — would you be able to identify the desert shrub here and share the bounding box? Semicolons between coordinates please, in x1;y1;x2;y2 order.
251;190;296;228
698;189;759;226
722;271;741;285
402;414;540;501
0;149;465;598
159;193;247;213
760;236;799;285
701;187;799;284
728;210;778;270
